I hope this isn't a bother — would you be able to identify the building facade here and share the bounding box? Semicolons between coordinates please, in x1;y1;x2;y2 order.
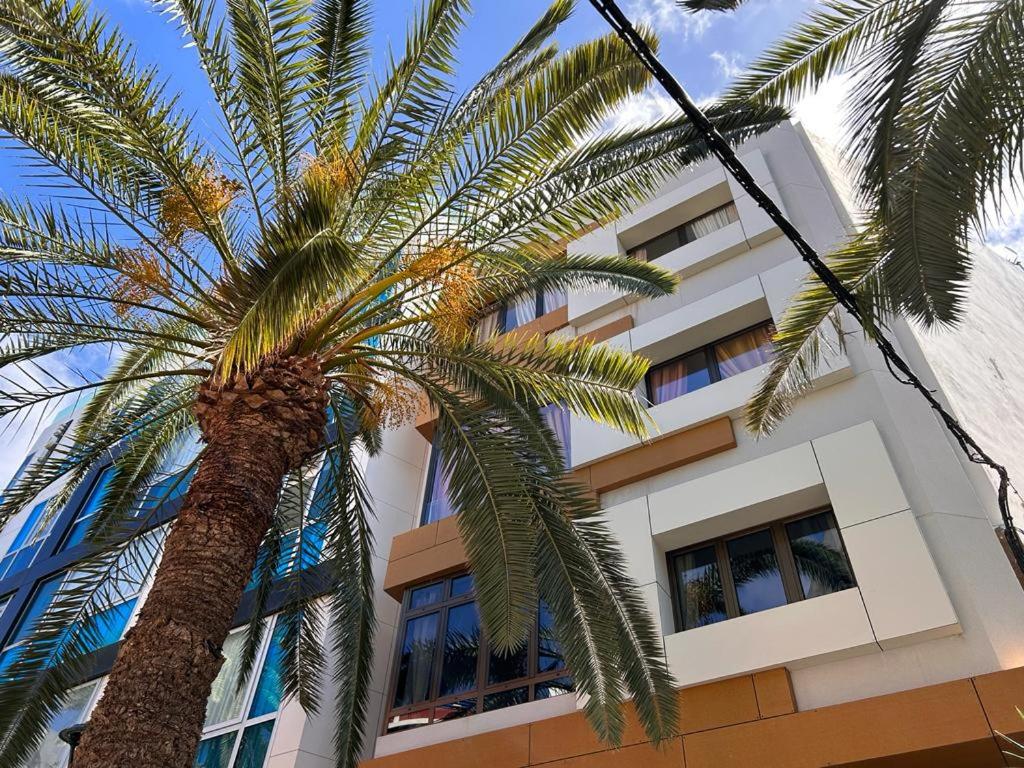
4;120;1024;768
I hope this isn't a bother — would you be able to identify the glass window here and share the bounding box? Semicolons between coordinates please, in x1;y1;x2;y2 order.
195;615;287;768
786;512;855;599
60;465;116;552
726;529;788;616
386;575;574;733
539;403;571;469
421;442;456;526
205;631;250;728
483;687;528;711
1;529;163;673
668;510;856;633
714;324;775;380
449;574;474;598
410;582;444;609
393;613;440;708
0;499;57;580
541;287;567;315
628;203;739;262
683;202;739;241
671;545;728;630
647;351;713;405
20;680;99;768
536;676;575;700
439;603;479;697
501;293;539;333
536;602;565;673
645;322;775;406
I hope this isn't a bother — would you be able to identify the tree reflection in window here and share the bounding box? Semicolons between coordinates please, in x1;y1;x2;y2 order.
386;574;574;733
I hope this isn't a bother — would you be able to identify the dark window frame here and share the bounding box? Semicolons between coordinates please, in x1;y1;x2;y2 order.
645;320;775;406
666;508;856;633
384;573;572;734
626;202;739;262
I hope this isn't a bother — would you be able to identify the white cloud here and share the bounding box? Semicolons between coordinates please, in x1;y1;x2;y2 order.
986;203;1024;260
604;87;679;131
625;0;715;40
710;50;745;81
793;74;852;151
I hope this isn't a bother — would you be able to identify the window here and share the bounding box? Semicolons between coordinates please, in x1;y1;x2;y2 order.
246;463;329;589
626;202;739;262
21;679;100;768
668;510;855;632
419;405;571;526
499;288;567;333
646;322;775;406
0;530;163;673
195;618;286;768
386;574;574;733
59;465;116;552
0;499;58;580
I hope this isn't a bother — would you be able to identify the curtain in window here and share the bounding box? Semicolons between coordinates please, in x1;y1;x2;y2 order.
648;351;711;405
503;293;537;332
683;203;739;241
714;324;774;379
204;631;249;728
423;446;456;524
541;287;567;314
539;404;571;468
475;309;500;341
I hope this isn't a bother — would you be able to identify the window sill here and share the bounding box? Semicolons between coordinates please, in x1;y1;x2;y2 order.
373;691;577;758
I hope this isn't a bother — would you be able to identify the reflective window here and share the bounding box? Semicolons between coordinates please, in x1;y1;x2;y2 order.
195;617;286;768
0;499;58;580
726;529;788;616
421;405;572;527
246;463;329;591
670;545;727;630
420;440;456;526
668;510;855;633
60;465;116;552
20;680;99;768
386;574;574;734
646;322;776;406
786;512;856;599
0;530;163;674
627;202;739;262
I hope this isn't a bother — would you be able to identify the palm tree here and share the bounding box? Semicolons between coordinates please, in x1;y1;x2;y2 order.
681;0;1024;435
0;0;785;765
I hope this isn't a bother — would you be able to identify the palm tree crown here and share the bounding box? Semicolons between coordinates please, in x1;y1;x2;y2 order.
0;0;784;765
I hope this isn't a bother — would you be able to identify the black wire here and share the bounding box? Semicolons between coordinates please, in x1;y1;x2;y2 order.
587;0;1024;573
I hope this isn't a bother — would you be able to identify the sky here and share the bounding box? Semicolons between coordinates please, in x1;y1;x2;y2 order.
0;0;1021;484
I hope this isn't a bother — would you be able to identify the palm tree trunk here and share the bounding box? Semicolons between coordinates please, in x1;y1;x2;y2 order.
75;356;328;768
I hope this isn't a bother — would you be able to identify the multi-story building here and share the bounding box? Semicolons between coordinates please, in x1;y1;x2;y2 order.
5;119;1024;768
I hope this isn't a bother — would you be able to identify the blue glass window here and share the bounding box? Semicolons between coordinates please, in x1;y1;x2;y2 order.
194;732;235;768
60;465;116;551
248;621;286;718
0;575;63;674
0;500;55;580
232;721;275;768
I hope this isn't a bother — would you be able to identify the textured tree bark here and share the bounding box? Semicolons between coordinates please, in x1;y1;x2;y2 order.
74;356;328;768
